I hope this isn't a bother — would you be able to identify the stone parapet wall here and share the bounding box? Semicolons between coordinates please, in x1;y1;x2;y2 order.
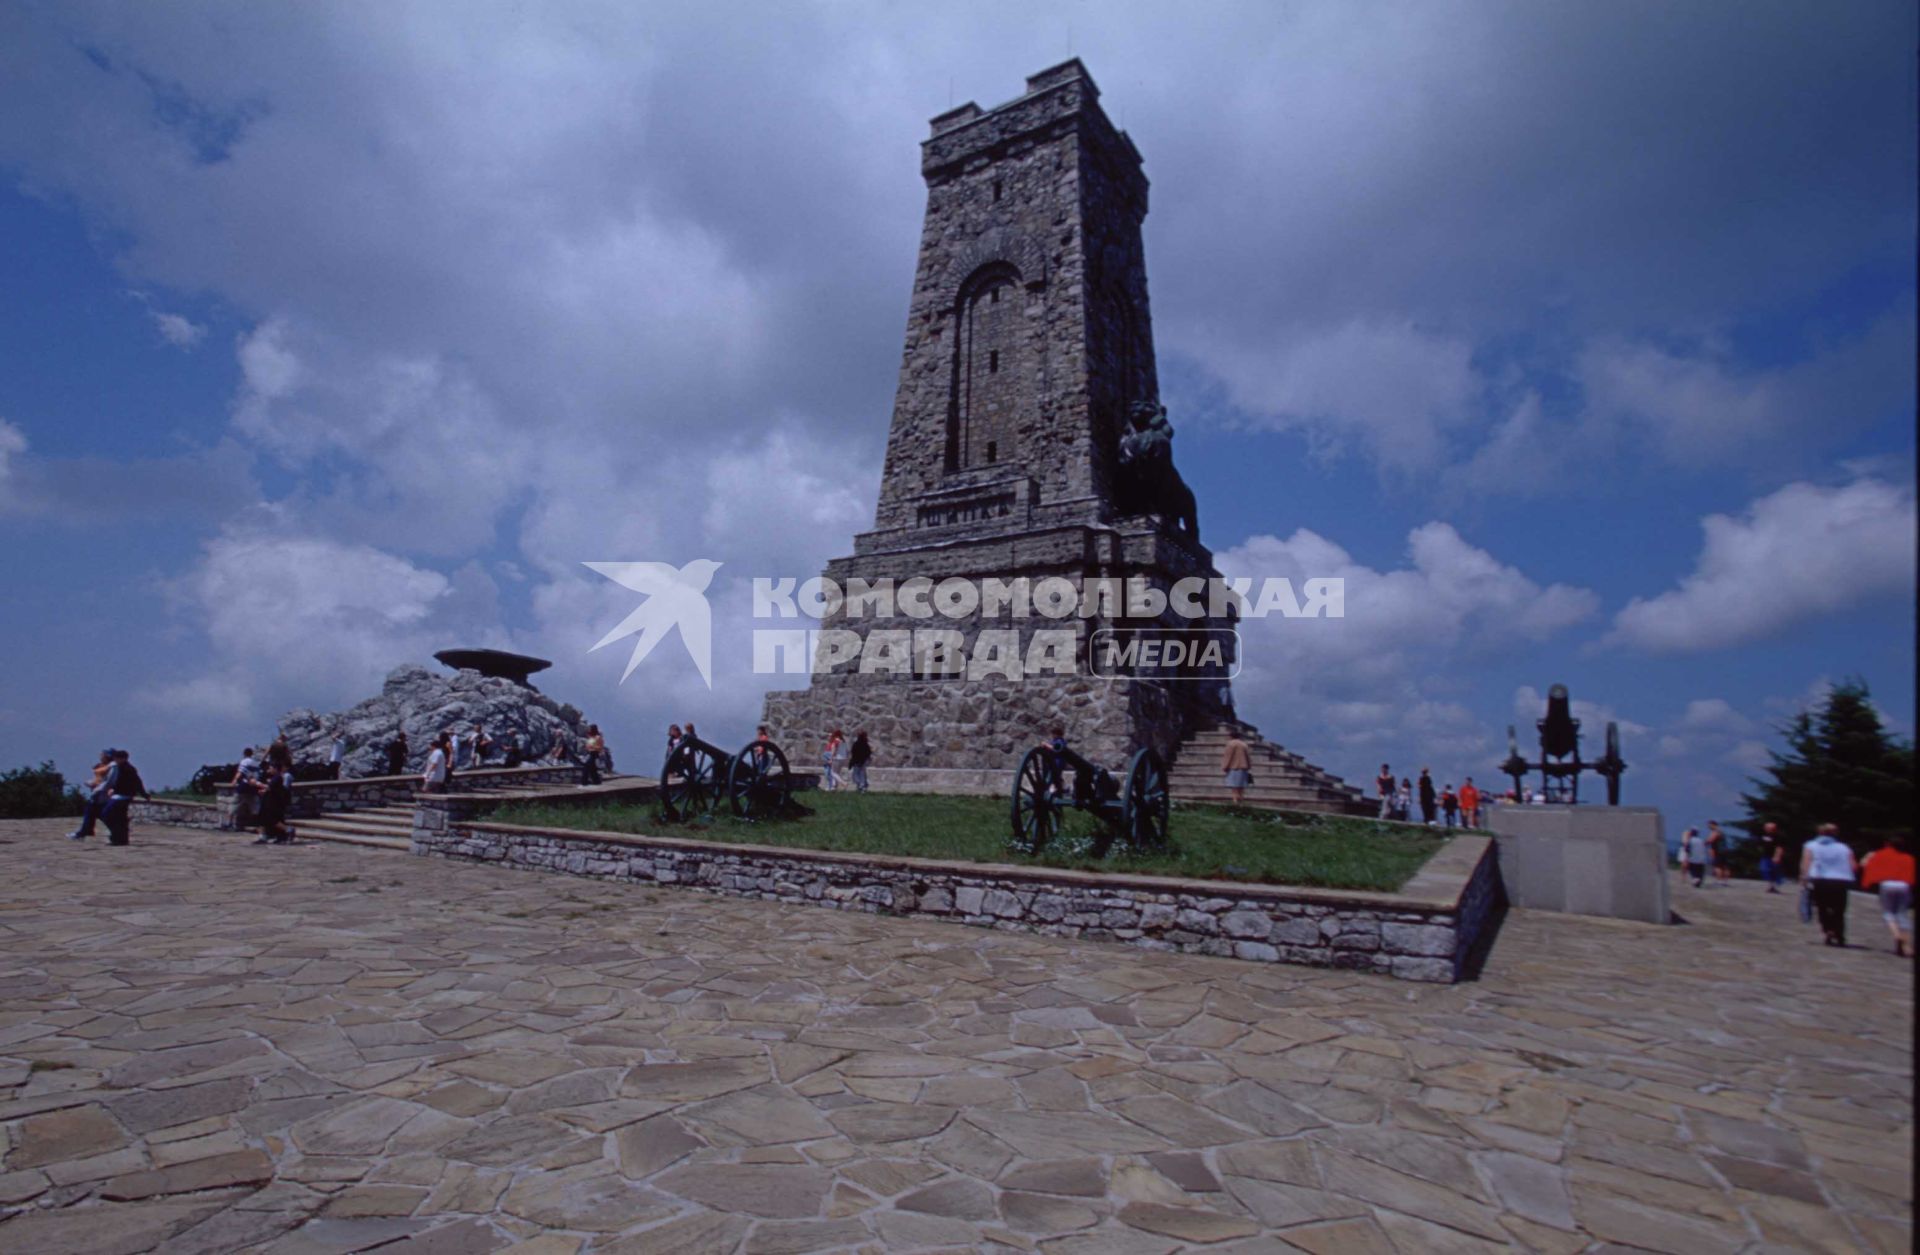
411;801;1496;983
128;798;222;829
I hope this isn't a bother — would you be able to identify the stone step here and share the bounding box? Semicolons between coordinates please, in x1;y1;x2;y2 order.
281;823;411;851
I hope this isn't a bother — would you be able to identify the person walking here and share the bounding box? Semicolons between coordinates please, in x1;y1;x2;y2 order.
1375;763;1395;819
1860;835;1914;957
422;735;451;794
823;729;845;792
849;730;872;794
1222;732;1253;805
97;749;151;846
1418;769;1437;826
1757;821;1785;893
471;726;493;768
1459;778;1480;829
327;726;348;779
1681;827;1708;888
1801;824;1860;947
1440;784;1459;829
1707;820;1731;883
66;749;115;840
385;731;409;777
1395;778;1412;823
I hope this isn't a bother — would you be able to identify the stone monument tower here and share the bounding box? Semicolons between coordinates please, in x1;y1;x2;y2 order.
762;60;1239;789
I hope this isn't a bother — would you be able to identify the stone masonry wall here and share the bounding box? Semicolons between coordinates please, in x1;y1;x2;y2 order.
128;798;222;829
412;801;1496;984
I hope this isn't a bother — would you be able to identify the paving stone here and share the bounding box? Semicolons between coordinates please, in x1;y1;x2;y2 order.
898;1175;997;1220
101;1148;275;1199
1222;1175;1366;1227
499;1163;677;1230
1145;1149;1221;1192
322;1183;431;1217
739;1217;871;1253
7;1103;128;1167
108;1077;254;1135
0;1199;227;1255
289;1097;427;1156
439;1115;582;1166
827;1101;957;1144
614;1114;705;1178
654;1161;834;1218
1117;1201;1259;1242
1473;1149;1574;1230
1275;1216;1397;1255
681;1087;837;1144
619;1056;768;1102
1000;1190;1101;1234
999;1157;1109;1197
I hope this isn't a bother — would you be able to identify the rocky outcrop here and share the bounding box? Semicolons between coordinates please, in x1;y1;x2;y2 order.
278;664;589;776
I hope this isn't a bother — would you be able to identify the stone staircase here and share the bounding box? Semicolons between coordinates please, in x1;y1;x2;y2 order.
291;776;612;851
1168;724;1375;816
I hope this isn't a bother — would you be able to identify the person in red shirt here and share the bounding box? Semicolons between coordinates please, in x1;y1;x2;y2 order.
1860;835;1915;957
1458;778;1481;829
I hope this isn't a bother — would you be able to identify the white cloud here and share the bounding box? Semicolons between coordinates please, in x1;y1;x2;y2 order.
1579;313;1915;463
150;309;206;348
148;531;455;714
1184;319;1477;471
0;419;26;503
1216;524;1597;781
1606;476;1917;653
1676;697;1754;736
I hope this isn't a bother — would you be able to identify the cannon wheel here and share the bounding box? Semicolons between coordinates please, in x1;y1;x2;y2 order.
1121;748;1171;852
1009;746;1060;855
660;742;721;820
728;739;792;820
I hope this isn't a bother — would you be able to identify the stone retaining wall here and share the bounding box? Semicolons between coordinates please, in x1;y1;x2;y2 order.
128;798;222;829
412;801;1497;983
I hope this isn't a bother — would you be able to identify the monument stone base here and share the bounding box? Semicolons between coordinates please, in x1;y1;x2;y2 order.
1485;805;1671;925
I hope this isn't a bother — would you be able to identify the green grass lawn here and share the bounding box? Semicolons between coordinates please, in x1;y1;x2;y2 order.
486;790;1445;892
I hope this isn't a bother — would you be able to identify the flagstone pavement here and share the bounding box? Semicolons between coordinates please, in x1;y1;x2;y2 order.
0;818;1909;1254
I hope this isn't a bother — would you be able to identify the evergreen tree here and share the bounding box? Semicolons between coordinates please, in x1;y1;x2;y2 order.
1738;679;1914;867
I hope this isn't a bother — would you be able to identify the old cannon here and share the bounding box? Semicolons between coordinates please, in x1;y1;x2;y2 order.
1009;740;1170;858
1500;683;1628;805
660;728;794;821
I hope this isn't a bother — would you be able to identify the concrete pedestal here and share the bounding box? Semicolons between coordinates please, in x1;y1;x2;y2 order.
1486;805;1670;925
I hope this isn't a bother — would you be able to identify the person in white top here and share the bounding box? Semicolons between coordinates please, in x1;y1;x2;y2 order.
328;728;348;779
422;736;451;794
1800;824;1860;948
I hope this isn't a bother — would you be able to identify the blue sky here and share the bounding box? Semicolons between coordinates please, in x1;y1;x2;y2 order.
1;1;1913;831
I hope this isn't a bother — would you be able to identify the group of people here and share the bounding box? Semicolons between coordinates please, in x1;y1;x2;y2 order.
819;728;873;793
225;740;298;845
1681;820;1914;956
64;748;152;845
1799;825;1912;955
1677;820;1738;889
1372;764;1483;828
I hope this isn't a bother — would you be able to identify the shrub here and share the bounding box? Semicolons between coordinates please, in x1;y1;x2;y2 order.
0;762;88;819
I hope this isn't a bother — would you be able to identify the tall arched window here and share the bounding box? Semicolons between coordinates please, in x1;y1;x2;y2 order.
947;264;1021;471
